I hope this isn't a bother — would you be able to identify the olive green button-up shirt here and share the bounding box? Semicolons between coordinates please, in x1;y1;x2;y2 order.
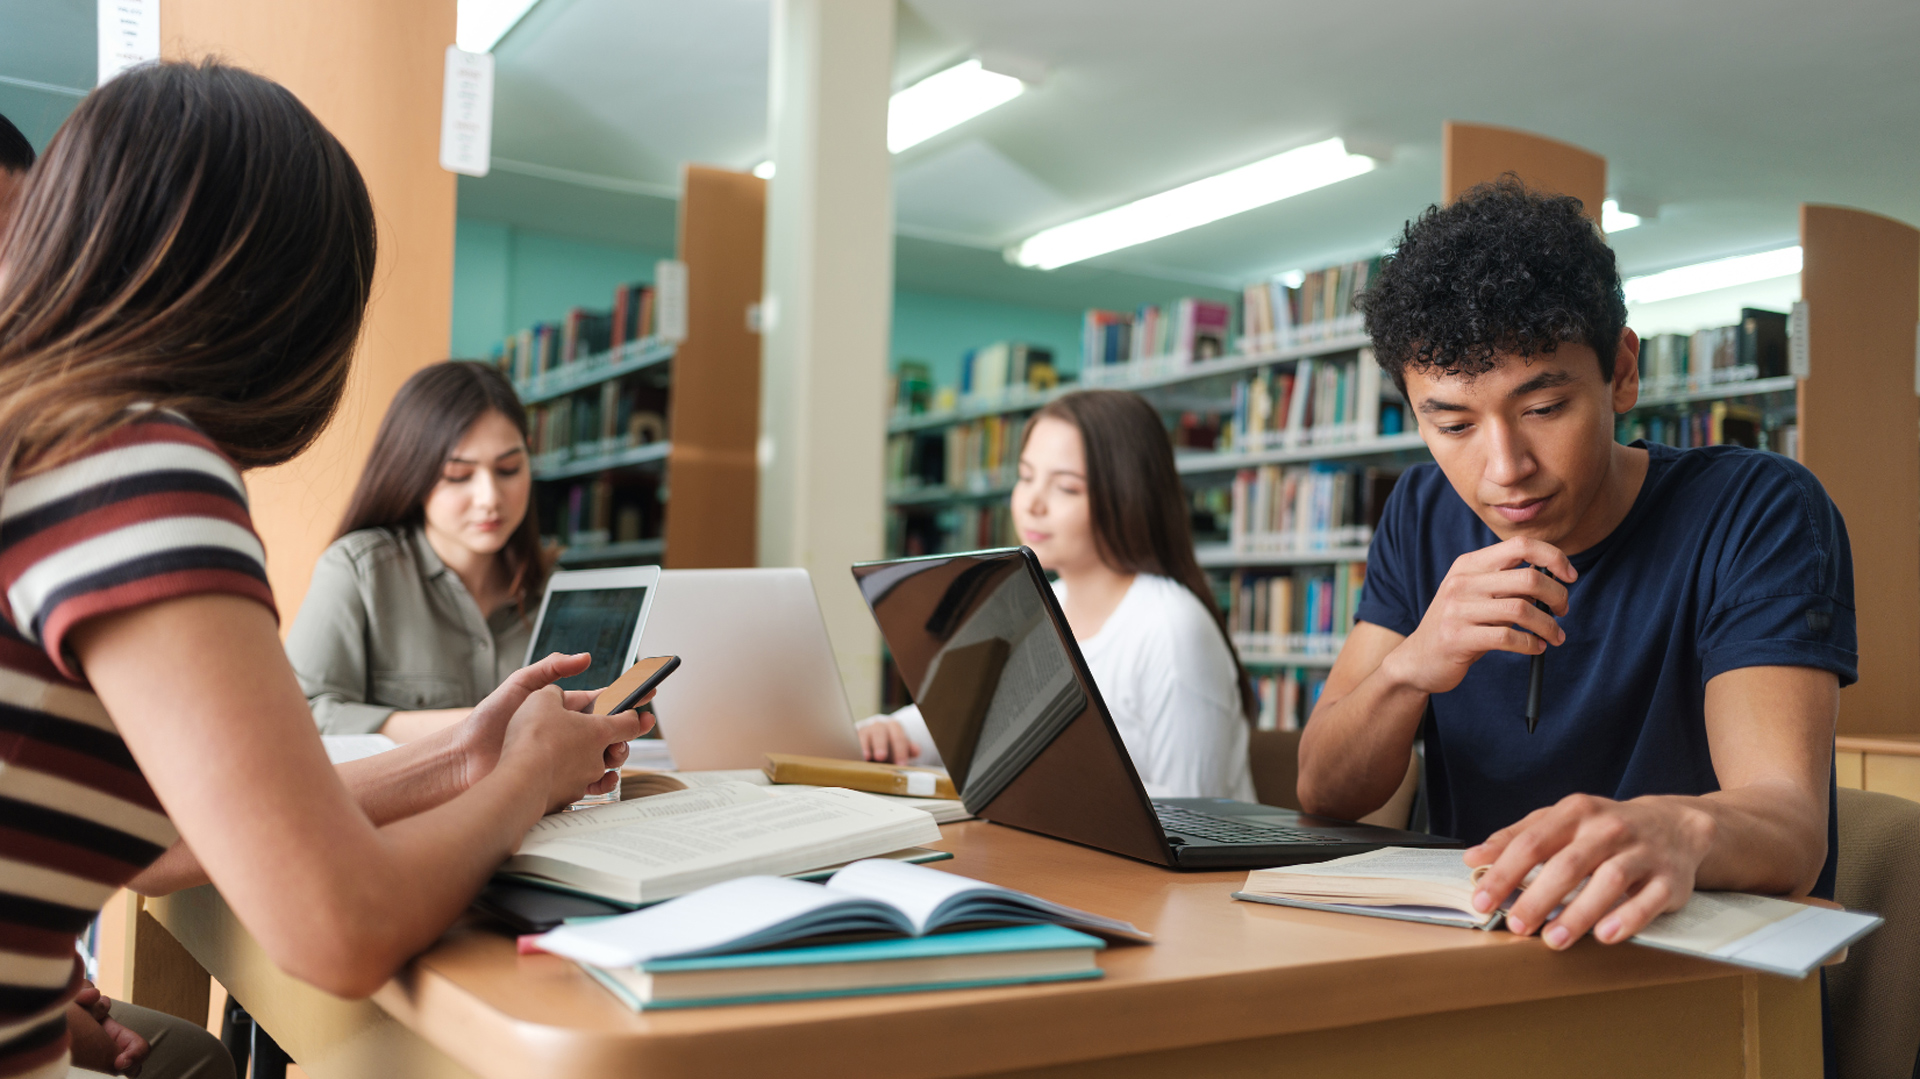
286;527;532;735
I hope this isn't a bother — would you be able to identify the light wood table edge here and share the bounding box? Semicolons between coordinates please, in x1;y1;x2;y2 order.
369;908;1811;1079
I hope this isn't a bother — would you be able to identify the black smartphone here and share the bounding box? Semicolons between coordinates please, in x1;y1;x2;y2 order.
591;655;680;716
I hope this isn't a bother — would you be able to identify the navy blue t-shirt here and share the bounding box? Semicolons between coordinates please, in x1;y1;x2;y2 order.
1355;441;1855;898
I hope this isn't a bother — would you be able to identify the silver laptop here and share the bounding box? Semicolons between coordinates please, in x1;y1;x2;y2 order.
635;568;863;770
524;565;661;692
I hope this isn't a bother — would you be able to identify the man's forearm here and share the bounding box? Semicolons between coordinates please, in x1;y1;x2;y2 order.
1670;781;1828;896
130;730;475;895
1297;654;1431;819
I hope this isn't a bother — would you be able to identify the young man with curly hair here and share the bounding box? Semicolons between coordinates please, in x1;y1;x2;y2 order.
1298;178;1853;954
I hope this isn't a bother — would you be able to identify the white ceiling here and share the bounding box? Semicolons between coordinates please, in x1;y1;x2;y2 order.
471;0;1920;305
8;0;1919;310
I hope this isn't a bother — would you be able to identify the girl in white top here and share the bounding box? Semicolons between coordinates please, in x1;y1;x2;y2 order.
859;390;1257;802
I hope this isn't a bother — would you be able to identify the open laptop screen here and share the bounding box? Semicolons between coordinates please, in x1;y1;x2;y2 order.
529;586;651;691
854;548;1169;862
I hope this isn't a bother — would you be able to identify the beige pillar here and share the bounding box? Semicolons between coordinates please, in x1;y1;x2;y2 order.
759;0;895;713
162;2;458;622
1796;205;1920;735
1443;122;1606;222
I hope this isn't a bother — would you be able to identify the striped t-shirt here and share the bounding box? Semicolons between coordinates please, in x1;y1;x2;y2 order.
0;415;273;1079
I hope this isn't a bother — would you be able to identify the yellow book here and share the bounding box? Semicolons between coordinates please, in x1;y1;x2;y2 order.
764;753;958;800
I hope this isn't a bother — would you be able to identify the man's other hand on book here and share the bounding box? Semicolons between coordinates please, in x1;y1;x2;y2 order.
1464;793;1714;948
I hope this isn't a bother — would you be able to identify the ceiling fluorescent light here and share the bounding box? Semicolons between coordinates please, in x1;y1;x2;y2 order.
888;60;1024;154
1601;199;1640;232
1623;246;1803;304
1008;138;1376;270
457;0;541;53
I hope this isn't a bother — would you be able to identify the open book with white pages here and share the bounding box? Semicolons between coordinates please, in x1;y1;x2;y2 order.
532;856;1150;970
1232;846;1883;979
502;782;942;905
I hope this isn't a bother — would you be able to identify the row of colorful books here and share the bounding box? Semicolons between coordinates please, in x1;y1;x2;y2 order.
1228;465;1398;554
542;476;656;549
1239;258;1380;354
491;261;687;385
1218;351;1398;452
1249;666;1331;733
1617;401;1787;453
886;502;1015;560
960;342;1060;400
886;413;1026;496
1225;563;1367;645
1081;298;1232;370
1638;308;1789;394
528;383;668;463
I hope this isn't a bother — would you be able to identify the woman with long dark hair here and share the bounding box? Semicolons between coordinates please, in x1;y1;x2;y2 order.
0;62;639;1079
287;362;545;741
860;389;1257;801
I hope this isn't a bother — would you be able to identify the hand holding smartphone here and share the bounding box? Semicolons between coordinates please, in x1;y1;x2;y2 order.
592;655;681;716
569;656;680;811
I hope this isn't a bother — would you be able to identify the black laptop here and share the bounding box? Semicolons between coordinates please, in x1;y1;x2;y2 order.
851;547;1460;869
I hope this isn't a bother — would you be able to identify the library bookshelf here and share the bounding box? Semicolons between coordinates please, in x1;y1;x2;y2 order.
504;166;765;573
884;316;1808;730
890;125;1917;737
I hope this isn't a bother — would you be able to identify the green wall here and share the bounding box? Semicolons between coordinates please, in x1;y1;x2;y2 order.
451;219;1088;386
451;219;673;358
890;289;1083;390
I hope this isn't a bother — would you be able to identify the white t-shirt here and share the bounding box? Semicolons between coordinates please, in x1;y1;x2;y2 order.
865;574;1257;802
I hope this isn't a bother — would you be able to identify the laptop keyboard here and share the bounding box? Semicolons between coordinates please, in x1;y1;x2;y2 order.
1154;803;1324;846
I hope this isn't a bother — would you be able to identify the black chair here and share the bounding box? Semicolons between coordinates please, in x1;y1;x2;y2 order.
221;998;290;1079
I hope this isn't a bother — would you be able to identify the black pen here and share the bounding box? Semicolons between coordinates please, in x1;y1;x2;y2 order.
1525;566;1557;734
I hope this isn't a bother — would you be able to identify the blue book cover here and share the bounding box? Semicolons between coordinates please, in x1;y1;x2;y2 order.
640;924;1102;972
583;925;1105;1011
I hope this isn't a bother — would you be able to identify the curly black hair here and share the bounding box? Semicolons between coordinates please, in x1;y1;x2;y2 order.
1358;176;1626;393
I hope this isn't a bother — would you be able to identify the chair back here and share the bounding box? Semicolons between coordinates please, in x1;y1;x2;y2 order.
1829;786;1920;1079
1246;729;1419;829
1248;729;1303;810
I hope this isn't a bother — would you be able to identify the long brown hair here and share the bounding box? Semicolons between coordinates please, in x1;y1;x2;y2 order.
337;362;545;614
0;61;374;482
1025;390;1257;721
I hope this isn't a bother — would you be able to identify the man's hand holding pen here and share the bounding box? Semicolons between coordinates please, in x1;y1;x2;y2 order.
1378;536;1574;696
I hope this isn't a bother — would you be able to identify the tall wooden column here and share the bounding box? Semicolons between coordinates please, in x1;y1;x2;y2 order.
1443;122;1606;221
161;2;459;620
759;0;895;713
665;166;765;568
1797;205;1920;735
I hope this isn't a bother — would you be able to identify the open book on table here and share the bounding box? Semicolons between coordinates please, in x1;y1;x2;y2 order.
1233;846;1883;979
622;766;971;824
533;856;1151;970
503;782;942;905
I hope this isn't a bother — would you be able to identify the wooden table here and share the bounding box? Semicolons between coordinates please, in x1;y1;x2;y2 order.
143;821;1821;1079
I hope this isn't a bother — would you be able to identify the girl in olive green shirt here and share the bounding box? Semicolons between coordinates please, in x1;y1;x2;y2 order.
287;362;547;740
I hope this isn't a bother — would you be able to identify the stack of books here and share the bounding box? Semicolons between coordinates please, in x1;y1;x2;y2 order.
533;859;1149;1010
499;782;944;907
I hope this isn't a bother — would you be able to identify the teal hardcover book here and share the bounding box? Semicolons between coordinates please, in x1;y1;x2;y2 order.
582;924;1104;1010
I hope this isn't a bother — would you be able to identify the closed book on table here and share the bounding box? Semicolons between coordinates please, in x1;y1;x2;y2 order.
764;752;958;800
580;924;1104;1010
